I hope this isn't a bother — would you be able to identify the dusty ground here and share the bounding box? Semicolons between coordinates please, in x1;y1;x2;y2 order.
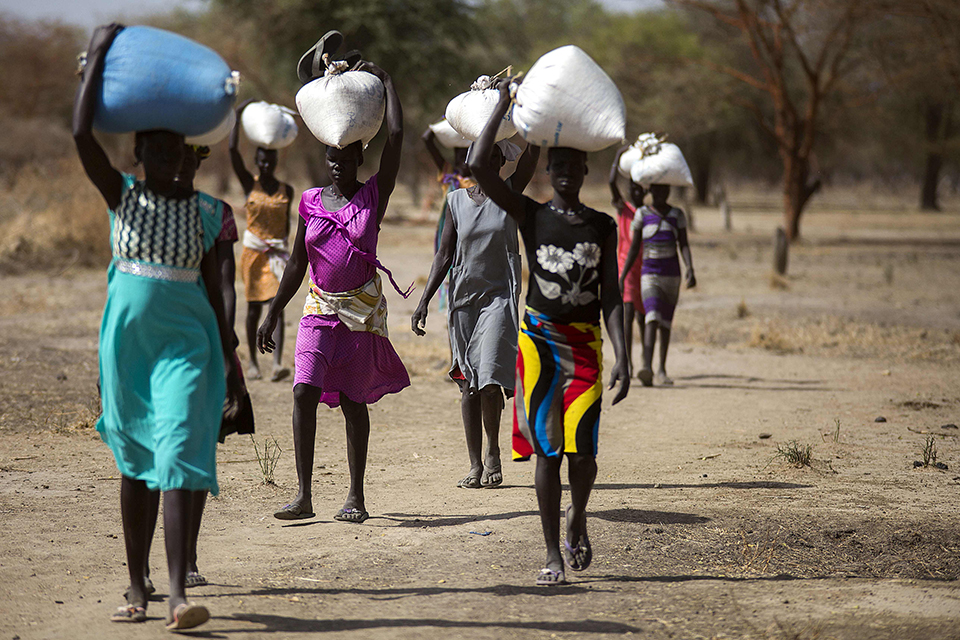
1;192;959;639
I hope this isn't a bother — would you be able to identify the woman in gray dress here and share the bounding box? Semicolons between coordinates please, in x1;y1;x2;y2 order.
412;139;540;488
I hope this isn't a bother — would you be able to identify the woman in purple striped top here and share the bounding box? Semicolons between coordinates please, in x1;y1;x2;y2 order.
619;184;696;386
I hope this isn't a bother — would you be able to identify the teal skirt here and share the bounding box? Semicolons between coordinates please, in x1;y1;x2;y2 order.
96;263;225;494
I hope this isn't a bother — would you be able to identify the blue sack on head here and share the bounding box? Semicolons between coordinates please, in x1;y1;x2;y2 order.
93;26;238;136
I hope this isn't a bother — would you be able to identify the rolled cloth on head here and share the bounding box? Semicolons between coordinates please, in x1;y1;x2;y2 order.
466;139;522;164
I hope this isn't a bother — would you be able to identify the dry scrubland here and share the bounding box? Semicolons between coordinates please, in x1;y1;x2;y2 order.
1;170;959;639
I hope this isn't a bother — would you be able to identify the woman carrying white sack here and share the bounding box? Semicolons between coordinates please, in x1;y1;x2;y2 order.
229;100;298;382
619;135;697;387
412;130;540;490
259;33;411;524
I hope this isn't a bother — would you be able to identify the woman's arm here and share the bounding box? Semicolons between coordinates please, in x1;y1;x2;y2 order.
216;240;237;334
677;219;696;288
201;246;243;413
619;226;642;292
601;229;630;405
73;24;124;210
609;144;629;210
411;207;457;336
422;128;447;174
468;81;527;224
229;100;255;195
509;143;541;193
257;216;309;353
362;62;403;225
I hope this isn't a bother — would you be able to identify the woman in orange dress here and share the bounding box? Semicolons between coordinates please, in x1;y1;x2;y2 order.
230;101;294;381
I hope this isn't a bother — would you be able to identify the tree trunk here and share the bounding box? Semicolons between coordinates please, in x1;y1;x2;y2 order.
782;152;822;243
690;132;715;205
920;103;945;211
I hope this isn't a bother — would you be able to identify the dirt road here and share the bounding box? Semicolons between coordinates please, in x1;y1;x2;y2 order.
1;203;958;639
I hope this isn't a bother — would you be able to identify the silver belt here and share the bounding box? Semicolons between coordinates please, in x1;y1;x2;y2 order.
114;259;199;283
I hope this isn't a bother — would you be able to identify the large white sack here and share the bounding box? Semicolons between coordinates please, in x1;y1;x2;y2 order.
511;45;625;152
428;119;470;148
241;101;298;149
296;69;385;148
445;76;516;142
186;108;235;146
630;140;694;188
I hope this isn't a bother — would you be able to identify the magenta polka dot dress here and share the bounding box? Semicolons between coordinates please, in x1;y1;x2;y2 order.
294;175;410;407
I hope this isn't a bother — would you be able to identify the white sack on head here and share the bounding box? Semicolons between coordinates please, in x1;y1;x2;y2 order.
618;133;661;178
186;108;235;146
630;138;694;188
444;75;516;142
241;101;299;149
296;69;385;148
511;45;625;152
428;119;470;148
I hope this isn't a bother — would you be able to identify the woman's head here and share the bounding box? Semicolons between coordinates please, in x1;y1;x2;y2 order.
649;184;670;204
325;141;363;187
255;147;279;178
175;145;210;189
546;147;588;196
628;180;646;207
134;130;186;185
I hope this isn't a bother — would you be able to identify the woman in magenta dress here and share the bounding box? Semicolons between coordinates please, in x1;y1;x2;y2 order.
257;61;409;523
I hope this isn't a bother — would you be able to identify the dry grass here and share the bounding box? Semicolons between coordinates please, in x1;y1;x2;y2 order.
0;158;111;273
678;311;960;363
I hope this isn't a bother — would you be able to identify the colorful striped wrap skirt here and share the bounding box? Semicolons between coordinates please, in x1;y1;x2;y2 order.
512;309;603;460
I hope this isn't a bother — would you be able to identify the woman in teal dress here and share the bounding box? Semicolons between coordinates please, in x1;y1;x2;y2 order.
73;24;241;631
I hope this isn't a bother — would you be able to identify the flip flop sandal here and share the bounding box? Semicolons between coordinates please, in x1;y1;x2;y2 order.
297;30;345;85
165;602;209;631
111;604;147;623
535;568;567;586
480;465;503;488
342;49;363;71
334;507;369;523
185;572;208;588
274;503;315;520
457;474;482;489
563;538;592;572
563;505;592;571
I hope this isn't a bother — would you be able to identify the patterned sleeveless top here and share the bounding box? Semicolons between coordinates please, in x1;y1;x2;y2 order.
111;175;218;270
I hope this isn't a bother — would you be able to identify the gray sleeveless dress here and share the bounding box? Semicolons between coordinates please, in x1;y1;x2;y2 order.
446;187;522;394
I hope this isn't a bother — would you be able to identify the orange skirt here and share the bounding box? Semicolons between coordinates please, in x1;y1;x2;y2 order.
240;247;280;303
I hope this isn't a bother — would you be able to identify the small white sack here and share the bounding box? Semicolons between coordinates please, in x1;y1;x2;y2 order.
186;108;235;146
241;101;299;149
618;133;661;178
512;45;625;152
428;119;470;148
630;138;694;188
444;76;516;142
296;69;385;148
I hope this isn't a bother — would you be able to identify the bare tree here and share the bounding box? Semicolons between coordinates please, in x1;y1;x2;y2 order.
671;0;876;241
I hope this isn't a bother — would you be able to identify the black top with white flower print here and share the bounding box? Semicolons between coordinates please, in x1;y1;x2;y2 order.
518;197;616;323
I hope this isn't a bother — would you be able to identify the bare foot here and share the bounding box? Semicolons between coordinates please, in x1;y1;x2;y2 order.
271;366;290;382
655;371;673;386
247;364;262;381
